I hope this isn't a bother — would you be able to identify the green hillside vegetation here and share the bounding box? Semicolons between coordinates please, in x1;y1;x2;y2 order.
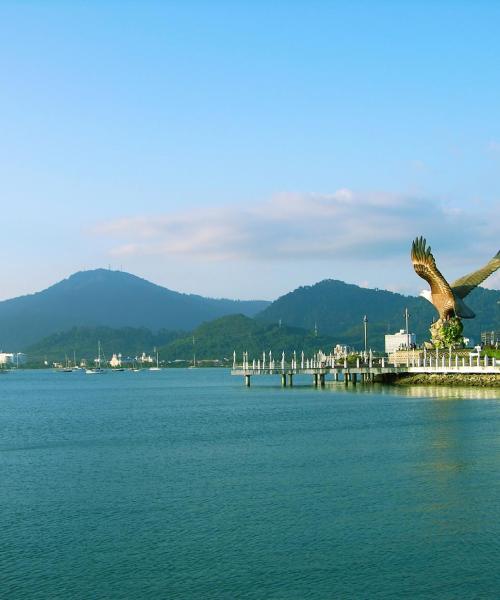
257;280;500;347
16;278;500;364
0;269;270;349
25;326;183;364
25;317;338;366
159;314;337;361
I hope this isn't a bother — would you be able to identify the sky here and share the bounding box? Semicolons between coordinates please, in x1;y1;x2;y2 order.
1;0;499;301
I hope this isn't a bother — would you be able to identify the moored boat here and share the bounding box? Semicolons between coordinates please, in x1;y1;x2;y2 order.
86;341;107;374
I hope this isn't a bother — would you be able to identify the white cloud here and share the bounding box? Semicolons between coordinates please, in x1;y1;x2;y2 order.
484;271;500;290
91;190;499;272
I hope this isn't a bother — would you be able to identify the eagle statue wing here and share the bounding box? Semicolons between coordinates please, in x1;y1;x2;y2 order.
411;237;455;319
450;250;500;299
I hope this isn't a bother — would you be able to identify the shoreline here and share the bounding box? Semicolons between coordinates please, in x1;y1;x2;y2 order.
378;373;500;388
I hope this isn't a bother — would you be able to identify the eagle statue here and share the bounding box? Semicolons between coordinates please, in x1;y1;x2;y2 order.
411;236;500;322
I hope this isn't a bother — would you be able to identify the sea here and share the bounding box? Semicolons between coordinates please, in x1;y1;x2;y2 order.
1;368;500;599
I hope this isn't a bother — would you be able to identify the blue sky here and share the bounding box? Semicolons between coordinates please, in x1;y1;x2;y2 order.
1;1;499;300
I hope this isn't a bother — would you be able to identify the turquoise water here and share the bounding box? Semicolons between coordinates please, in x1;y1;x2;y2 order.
1;369;500;599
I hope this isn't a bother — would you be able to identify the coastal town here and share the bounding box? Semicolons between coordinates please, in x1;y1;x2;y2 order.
2;325;498;385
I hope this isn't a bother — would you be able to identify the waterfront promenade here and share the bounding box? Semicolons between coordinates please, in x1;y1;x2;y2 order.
231;351;500;386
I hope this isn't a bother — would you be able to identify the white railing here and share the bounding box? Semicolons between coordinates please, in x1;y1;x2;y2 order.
233;349;498;374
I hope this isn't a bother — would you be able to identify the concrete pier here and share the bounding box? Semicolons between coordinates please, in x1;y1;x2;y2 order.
232;352;500;388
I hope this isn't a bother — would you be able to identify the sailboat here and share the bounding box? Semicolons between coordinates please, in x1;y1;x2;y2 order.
129;359;141;372
188;336;197;368
149;348;161;371
86;341;107;374
72;350;83;371
57;353;73;372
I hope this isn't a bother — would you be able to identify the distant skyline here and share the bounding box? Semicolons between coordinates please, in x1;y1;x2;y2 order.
1;1;499;301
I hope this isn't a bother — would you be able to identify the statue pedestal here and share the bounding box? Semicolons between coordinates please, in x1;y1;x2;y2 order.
429;316;464;349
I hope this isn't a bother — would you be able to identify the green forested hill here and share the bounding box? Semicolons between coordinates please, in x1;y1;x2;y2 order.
19;279;500;364
25;317;337;365
25;326;183;364
257;280;500;347
158;314;337;361
0;269;270;349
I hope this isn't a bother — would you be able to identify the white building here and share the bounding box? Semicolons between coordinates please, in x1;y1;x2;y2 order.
138;352;154;364
332;344;354;358
481;331;499;347
0;352;28;366
109;353;122;367
384;330;416;354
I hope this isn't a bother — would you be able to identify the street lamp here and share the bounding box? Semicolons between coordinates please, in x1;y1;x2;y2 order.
404;308;410;366
363;315;368;359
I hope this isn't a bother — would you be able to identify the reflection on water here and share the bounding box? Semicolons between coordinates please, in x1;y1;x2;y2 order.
415;390;486;541
386;384;500;400
324;381;500;400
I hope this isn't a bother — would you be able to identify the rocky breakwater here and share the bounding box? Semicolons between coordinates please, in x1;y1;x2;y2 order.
382;373;500;387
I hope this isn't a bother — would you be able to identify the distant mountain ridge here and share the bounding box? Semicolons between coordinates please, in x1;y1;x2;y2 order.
24;280;500;364
0;269;270;349
2;271;498;353
257;279;500;346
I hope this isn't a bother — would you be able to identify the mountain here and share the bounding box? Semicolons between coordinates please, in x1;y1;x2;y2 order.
0;269;270;350
24;316;337;365
24;326;184;364
158;314;337;362
4;271;498;355
257;279;500;349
